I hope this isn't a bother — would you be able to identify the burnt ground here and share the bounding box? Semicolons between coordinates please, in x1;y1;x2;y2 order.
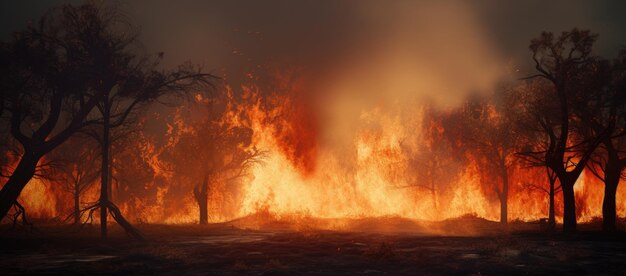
1;217;626;275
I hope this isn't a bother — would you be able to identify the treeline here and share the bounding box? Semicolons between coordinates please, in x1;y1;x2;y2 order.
425;29;626;232
0;3;214;238
0;2;624;238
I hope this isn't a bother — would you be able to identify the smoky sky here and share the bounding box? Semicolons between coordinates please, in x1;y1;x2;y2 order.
2;0;625;80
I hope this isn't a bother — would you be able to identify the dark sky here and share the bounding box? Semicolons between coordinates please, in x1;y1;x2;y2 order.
2;0;626;166
2;0;625;82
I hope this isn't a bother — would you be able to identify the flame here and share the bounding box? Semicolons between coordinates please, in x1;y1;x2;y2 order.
17;178;59;219
3;70;626;229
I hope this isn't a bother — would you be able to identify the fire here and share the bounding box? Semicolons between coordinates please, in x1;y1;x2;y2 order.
3;70;626;229
17;178;59;219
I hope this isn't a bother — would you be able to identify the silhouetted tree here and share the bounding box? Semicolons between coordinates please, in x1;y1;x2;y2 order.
165;94;262;224
193;126;261;224
515;80;562;228
0;4;107;222
49;135;100;225
583;48;626;231
400;105;459;216
84;43;213;238
520;168;560;228
115;134;160;224
444;88;523;225
520;29;610;232
0;3;214;238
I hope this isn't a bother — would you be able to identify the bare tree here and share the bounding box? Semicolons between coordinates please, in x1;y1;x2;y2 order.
521;167;561;228
0;3;109;222
515;81;563;228
80;57;213;239
443;88;523;225
582;48;626;231
399;105;459;215
520;29;611;232
0;3;215;238
48;135;100;225
165;94;263;224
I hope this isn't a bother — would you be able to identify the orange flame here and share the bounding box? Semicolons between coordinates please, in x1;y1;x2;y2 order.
4;71;626;229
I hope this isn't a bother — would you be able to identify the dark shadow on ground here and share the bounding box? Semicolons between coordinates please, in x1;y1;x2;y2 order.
2;217;626;275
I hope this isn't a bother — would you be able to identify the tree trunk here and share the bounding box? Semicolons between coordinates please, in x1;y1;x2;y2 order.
499;160;509;225
74;184;80;225
100;96;110;238
599;147;622;232
561;180;577;232
500;195;508;225
431;188;437;211
192;171;210;225
430;178;437;212
198;172;209;224
107;151;113;201
97;94;143;240
548;178;556;228
602;167;620;232
107;201;144;240
0;152;39;222
198;198;208;224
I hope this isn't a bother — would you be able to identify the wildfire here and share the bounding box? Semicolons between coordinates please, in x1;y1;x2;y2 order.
3;71;626;229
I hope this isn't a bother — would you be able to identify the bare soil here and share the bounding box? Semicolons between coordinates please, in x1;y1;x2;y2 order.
1;217;626;275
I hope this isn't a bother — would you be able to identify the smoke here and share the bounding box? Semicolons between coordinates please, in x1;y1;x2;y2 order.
311;1;503;156
130;0;506;176
133;1;508;220
130;1;503;101
5;1;626;224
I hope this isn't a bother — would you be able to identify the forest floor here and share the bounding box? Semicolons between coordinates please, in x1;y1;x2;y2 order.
2;216;626;275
